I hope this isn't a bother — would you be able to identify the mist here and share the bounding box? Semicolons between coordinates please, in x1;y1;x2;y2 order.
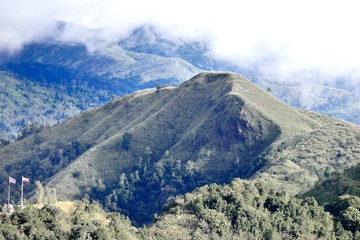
1;0;360;82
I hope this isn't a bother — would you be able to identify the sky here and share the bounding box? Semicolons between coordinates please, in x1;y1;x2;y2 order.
1;0;360;80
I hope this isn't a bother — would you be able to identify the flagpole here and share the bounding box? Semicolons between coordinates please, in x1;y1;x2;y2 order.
21;177;24;207
7;177;10;211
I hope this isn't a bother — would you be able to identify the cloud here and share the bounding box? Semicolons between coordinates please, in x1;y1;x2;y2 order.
1;0;360;80
0;0;56;52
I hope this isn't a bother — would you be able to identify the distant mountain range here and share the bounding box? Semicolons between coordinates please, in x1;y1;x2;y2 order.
0;24;202;138
1;23;359;139
1;72;360;226
117;24;360;125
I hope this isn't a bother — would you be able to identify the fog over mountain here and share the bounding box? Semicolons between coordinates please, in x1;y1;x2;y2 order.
1;0;360;82
1;0;360;140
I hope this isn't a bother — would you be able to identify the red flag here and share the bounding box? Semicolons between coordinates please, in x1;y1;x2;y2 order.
22;176;30;183
9;177;16;184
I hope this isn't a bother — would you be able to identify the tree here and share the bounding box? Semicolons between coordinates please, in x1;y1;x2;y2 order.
156;83;161;93
35;181;45;205
121;132;132;151
16;122;45;141
328;195;360;232
45;187;57;204
0;139;10;148
341;207;360;232
145;146;152;166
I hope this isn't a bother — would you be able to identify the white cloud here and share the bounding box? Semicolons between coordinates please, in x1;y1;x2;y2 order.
1;0;360;79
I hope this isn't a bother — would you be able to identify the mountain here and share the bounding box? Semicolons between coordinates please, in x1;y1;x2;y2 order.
1;23;360;140
0;26;201;139
253;76;360;125
1;72;360;225
0;70;105;139
118;25;216;70
118;25;360;125
2;41;199;85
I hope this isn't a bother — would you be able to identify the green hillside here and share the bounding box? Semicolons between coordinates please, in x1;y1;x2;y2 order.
0;71;108;139
254;119;360;195
1;72;360;225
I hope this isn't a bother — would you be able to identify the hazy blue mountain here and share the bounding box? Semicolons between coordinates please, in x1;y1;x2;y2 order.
118;25;216;70
0;25;202;139
119;25;360;125
252;75;360;125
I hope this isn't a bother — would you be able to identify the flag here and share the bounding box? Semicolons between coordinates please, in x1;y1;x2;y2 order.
9;177;16;184
22;176;30;183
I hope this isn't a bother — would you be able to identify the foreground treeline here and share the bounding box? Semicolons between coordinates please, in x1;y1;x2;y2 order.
1;179;359;239
0;200;138;240
145;179;360;239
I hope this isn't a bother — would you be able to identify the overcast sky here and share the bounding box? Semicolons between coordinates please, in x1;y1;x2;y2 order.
1;0;360;80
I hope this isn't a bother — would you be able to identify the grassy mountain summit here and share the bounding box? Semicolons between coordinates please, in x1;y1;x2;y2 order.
0;72;359;225
46;72;318;197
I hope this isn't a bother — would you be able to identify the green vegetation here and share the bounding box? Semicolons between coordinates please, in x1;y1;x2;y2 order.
326;195;360;233
144;179;360;239
1;179;359;239
0;139;91;203
0;200;138;239
303;163;360;205
0;71;107;139
1;25;360;237
121;132;132;151
254;120;360;196
1;72;360;232
0;36;201;139
16;122;47;141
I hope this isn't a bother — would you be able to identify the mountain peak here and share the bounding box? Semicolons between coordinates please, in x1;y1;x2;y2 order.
179;72;235;89
183;72;321;137
187;71;239;83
